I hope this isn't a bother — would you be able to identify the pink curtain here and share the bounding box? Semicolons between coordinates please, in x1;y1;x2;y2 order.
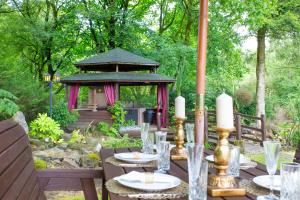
157;84;168;127
68;84;80;111
104;84;116;106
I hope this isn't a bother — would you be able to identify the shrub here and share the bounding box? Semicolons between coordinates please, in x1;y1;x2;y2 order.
51;101;79;128
67;129;85;145
101;134;142;148
29;113;64;144
0;89;19;120
34;159;47;169
97;122;118;137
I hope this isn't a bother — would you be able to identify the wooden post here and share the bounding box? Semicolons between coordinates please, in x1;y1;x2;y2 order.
235;114;242;140
261;114;266;146
157;112;162;131
166;85;170;127
115;64;120;101
92;88;97;112
195;0;208;145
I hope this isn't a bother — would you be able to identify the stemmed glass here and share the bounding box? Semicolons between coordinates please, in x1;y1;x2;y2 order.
258;141;281;200
185;123;195;143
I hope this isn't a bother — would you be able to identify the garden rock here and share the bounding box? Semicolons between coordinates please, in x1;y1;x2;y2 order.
33;147;65;160
62;158;80;168
13;111;29;133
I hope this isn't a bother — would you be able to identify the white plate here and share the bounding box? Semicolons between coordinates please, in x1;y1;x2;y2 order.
114;171;181;192
205;154;250;165
114;152;158;164
253;175;281;191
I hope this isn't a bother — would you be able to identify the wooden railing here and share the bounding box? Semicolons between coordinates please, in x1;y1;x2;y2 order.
186;110;267;146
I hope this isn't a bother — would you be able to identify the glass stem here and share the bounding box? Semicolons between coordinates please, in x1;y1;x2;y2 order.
269;174;274;196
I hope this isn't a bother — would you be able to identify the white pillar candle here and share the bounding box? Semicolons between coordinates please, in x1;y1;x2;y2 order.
216;93;234;129
175;96;185;118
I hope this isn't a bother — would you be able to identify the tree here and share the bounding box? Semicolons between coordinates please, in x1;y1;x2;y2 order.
8;0;82;80
243;0;300;118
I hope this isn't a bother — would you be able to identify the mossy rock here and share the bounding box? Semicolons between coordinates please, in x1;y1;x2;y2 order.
34;159;47;169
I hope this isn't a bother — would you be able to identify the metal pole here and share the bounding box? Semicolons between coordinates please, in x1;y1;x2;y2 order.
195;0;208;145
49;81;53;117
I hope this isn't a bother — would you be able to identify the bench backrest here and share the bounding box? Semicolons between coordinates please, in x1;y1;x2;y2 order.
0;119;46;200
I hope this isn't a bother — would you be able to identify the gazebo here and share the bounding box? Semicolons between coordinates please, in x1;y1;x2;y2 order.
61;48;175;127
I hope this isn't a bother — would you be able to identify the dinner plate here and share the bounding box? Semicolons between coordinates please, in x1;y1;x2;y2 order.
253;175;281;191
114;152;158;164
114;171;181;192
205;154;250;165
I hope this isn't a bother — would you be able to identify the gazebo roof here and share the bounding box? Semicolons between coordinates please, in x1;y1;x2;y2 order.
60;72;175;85
75;48;160;72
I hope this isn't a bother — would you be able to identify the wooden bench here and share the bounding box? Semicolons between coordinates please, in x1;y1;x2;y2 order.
0;119;103;200
294;140;300;163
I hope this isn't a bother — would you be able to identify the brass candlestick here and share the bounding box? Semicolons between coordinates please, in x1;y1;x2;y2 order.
208;127;246;197
170;117;187;160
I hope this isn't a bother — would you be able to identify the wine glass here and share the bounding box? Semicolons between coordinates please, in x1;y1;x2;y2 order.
258;141;281;200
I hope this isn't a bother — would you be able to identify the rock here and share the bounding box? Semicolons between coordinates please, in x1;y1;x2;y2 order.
13;111;29;134
30;138;43;146
62;158;80;168
33;147;65;160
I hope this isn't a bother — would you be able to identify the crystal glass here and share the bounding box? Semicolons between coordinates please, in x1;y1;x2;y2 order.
186;143;204;200
143;132;154;154
198;160;208;200
280;163;300;200
227;146;240;177
156;141;170;173
155;131;167;148
185;123;195;143
258;141;281;200
141;123;150;152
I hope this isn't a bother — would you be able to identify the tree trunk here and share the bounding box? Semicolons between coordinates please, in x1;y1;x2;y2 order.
256;27;266;120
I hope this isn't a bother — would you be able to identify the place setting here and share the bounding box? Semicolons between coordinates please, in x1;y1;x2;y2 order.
105;123;189;199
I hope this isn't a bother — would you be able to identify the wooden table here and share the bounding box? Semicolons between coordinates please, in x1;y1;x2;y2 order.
100;148;270;200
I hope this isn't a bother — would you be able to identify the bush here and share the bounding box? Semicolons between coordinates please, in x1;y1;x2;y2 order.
51;101;79;128
101;134;142;148
97;122;118;137
29;113;64;144
34;159;47;169
67;129;85;145
0;89;19;120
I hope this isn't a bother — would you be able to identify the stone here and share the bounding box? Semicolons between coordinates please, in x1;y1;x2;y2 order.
13;111;29;134
33;147;65;160
62;158;80;168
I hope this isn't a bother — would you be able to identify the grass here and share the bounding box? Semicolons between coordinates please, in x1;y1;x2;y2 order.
246;153;293;169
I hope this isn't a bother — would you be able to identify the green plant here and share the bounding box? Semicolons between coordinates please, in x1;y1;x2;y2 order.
107;101;128;131
29;113;64;144
34;159;47;169
67;129;85;145
87;153;100;162
0;89;19;120
97;122;118;137
101;134;142;148
51;101;79;128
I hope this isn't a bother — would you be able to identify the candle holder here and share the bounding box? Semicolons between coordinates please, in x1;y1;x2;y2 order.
170;117;187;160
207;127;246;197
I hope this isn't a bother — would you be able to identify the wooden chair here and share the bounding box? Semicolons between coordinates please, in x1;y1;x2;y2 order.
294;140;300;163
0;119;103;200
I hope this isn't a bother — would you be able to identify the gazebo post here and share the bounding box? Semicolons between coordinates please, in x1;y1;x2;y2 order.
195;0;208;145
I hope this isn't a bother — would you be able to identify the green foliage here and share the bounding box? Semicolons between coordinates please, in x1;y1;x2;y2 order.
101;134;142;149
97;122;118;137
67;129;85;145
0;89;19;120
29;113;64;144
87;153;100;162
99;101;135;137
34;159;47;170
51;101;79;128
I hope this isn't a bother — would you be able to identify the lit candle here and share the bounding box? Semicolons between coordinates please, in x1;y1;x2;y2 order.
216;93;234;129
175;96;185;118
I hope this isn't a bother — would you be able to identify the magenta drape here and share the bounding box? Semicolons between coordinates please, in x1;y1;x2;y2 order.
68;84;80;111
157;84;168;127
104;84;116;106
